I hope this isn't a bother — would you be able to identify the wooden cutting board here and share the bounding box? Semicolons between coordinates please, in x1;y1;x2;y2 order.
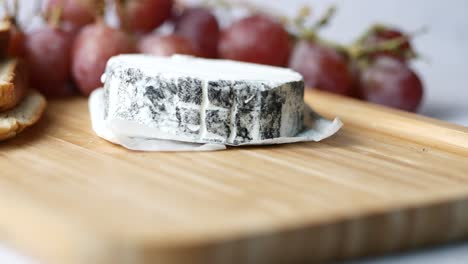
1;90;468;264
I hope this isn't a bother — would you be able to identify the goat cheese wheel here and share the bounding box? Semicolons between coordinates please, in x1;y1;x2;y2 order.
102;55;305;145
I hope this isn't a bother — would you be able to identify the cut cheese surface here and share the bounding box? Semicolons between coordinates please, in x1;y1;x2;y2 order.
89;88;342;151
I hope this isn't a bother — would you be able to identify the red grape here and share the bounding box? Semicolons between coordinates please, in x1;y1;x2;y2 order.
361;26;413;61
359;56;423;112
7;24;25;58
0;21;11;59
174;7;220;58
289;40;353;95
46;0;95;30
72;22;136;96
348;59;363;99
138;34;196;57
24;26;75;97
119;0;173;33
219;15;291;66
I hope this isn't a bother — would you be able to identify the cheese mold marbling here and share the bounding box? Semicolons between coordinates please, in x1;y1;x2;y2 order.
90;54;342;151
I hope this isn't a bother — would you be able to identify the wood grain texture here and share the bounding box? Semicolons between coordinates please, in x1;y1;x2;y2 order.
1;90;468;264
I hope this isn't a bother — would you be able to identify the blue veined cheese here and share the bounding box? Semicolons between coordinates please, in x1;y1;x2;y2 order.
102;54;304;145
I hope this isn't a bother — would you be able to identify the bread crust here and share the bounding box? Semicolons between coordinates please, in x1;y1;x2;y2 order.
0;59;28;111
0;90;46;141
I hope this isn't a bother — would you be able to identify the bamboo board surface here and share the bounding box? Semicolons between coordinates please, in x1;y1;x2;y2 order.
1;90;468;264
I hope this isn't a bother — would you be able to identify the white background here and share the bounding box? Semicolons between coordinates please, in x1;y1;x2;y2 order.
1;0;468;263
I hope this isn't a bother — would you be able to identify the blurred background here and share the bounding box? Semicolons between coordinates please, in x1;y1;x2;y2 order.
8;0;468;126
186;0;468;126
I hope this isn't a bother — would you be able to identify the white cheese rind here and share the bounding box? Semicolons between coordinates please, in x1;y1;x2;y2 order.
103;55;305;145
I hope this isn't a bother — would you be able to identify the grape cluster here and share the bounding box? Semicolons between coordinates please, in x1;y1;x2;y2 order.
352;26;423;111
1;1;424;112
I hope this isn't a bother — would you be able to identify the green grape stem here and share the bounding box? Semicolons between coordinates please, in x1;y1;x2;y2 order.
289;4;348;59
292;5;338;43
350;23;427;61
313;5;336;30
348;36;417;60
95;0;107;20
48;4;63;28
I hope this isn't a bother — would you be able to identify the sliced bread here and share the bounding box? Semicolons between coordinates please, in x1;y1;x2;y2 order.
0;59;28;111
0;90;46;141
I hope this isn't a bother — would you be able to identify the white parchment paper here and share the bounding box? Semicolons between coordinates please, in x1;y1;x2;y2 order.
89;88;343;152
